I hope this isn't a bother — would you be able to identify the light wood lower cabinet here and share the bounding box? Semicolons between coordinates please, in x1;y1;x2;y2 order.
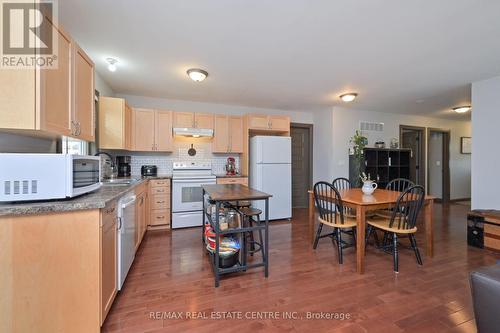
135;183;148;250
149;179;171;227
216;177;248;186
100;201;118;325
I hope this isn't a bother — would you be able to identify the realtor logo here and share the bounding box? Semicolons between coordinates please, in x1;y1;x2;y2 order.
1;0;58;68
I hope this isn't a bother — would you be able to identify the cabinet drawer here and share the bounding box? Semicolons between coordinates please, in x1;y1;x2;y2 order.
216;177;248;186
150;210;171;226
484;223;500;236
150;186;170;195
150;179;170;188
151;194;170;209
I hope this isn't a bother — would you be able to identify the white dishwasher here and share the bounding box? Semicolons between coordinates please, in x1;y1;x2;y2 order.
117;193;136;290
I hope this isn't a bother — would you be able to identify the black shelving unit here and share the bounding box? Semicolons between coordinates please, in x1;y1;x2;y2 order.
349;148;412;188
202;190;270;287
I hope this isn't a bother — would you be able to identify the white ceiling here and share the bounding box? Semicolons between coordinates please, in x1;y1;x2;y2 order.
59;0;500;119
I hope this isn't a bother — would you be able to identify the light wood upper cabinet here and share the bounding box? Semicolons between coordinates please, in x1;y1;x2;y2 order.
229;116;244;153
0;21;96;141
195;113;214;129
213;115;230;153
156;110;173;151
73;43;95;142
133;108;156;151
212;115;243;153
173;112;194;128
100;201;118;325
172;111;214;129
269;115;290;132
98;97;132;150
133;108;173;152
247;114;270;130
247;114;290;132
39;25;72;136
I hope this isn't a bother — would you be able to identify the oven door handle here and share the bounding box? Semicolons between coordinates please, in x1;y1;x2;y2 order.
172;179;216;184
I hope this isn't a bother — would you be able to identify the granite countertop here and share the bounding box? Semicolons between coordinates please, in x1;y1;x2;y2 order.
214;174;248;178
0;175;172;217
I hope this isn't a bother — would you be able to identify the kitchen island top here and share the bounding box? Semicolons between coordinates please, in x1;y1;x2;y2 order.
202;184;271;201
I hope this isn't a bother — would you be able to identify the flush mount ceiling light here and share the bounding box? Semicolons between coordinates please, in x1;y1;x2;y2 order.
453;105;471;113
187;68;208;82
339;93;358;102
106;58;118;72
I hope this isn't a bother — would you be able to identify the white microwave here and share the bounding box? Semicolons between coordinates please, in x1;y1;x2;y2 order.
0;154;101;202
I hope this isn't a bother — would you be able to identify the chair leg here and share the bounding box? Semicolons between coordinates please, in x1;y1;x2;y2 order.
382;232;389;247
248;218;255;256
393;233;399;273
352;228;357;244
256;215;265;259
336;228;343;264
313;223;324;249
372;229;380;247
365;225;373;248
409;234;423;265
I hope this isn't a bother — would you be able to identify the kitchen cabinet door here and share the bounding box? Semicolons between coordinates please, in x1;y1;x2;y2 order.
173;112;194;128
212;115;229;153
124;103;133;150
133;108;155;151
135;192;146;250
100;203;117;324
229;116;243;153
194;113;214;129
73;43;95;142
269;115;290;132
155;110;173;152
39;24;72;136
247;114;270;130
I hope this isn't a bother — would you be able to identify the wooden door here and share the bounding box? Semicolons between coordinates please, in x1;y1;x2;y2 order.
291;125;312;208
247;114;269;130
229;116;243;153
173;112;194;128
124;103;132;150
212;115;229;153
73;43;95;142
39;24;72;136
133;108;155;151
269;116;290;132
100;205;117;324
194;113;214;129
155;110;173;152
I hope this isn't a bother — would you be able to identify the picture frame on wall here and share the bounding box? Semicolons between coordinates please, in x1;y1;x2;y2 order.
461;137;471;154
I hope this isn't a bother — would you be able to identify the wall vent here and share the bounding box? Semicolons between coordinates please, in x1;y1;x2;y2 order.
31;180;38;194
360;121;384;132
13;181;20;195
22;180;29;194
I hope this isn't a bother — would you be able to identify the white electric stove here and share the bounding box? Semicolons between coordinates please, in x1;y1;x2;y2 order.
171;162;216;228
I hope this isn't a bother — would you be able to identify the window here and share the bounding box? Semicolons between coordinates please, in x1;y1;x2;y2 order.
62;136;88;155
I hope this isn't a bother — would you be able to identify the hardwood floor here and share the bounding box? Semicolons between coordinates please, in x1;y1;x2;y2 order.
102;204;496;333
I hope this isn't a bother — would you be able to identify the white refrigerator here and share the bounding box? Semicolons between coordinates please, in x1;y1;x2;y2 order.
250;136;292;220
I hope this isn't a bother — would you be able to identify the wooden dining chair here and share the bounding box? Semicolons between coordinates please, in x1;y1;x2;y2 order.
332;177;357;241
365;185;425;272
313;181;357;264
332;177;352;191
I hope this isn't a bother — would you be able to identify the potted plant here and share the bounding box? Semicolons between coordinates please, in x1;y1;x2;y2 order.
350;130;367;187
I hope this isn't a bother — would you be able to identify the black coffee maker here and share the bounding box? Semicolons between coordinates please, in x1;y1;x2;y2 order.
116;156;131;177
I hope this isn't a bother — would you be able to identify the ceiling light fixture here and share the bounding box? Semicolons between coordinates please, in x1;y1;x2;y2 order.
187;68;208;82
106;58;118;72
340;93;358;102
453;105;471;113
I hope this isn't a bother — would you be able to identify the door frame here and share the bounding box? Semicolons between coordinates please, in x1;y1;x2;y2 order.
427;127;451;202
399;125;426;188
290;123;314;206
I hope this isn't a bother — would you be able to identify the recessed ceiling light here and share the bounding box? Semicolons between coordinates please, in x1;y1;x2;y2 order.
453;105;471;113
106;58;118;72
187;68;208;82
339;93;358;102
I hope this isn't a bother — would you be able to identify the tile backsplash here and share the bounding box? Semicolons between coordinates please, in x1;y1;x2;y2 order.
106;140;240;176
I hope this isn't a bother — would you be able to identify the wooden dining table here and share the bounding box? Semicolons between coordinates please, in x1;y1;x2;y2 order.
307;188;435;274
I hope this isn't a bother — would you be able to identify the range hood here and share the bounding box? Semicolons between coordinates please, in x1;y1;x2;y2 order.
173;127;214;138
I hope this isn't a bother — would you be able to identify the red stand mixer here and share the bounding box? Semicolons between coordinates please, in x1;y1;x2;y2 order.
225;157;236;176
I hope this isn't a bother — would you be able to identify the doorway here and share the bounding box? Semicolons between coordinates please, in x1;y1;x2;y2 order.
400;125;426;186
290;123;313;208
427;128;450;202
